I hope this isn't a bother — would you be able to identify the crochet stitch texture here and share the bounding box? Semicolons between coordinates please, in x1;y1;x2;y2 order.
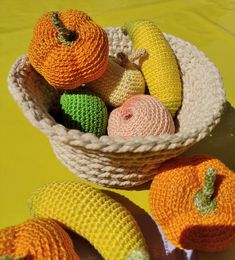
149;155;235;252
28;10;109;89
0;218;79;259
108;94;175;137
29;181;150;260
123;20;182;116
87;56;145;107
60;89;108;137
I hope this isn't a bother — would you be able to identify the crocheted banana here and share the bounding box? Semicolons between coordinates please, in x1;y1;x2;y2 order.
87;53;145;107
123;20;182;116
29;181;150;260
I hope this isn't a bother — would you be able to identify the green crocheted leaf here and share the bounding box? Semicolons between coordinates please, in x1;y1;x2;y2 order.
60;89;108;137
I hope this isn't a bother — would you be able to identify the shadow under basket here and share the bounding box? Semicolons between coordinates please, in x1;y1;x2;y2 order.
8;27;226;188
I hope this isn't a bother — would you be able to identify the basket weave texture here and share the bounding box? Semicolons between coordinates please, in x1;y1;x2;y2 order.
8;27;226;188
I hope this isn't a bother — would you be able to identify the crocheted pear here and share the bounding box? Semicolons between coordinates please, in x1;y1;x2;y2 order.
28;10;108;89
0;218;79;259
29;181;150;260
149;155;235;252
123;20;182;116
60;89;108;137
108;94;175;137
87;52;146;107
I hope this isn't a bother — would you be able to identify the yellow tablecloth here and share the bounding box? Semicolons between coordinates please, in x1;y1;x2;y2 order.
1;1;235;259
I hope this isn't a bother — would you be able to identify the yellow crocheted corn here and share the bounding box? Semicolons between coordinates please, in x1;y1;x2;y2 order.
123;20;182;116
87;53;145;107
29;181;150;260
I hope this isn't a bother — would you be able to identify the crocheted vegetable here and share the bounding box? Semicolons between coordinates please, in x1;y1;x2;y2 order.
29;181;150;260
108;94;175;137
149;155;235;252
28;10;109;89
87;51;146;107
0;218;79;260
60;89;108;137
123;20;182;116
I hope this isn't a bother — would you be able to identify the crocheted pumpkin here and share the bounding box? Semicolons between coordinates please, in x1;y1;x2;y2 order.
28;10;109;89
149;155;235;252
108;94;175;137
60;89;108;137
87;52;146;107
0;218;79;259
29;181;150;260
123;20;182;116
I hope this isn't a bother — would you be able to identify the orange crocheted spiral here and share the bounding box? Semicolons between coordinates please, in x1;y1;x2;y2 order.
28;10;109;89
149;155;235;252
0;218;79;259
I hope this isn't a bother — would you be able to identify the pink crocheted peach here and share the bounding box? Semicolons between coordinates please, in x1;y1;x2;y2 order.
107;95;175;137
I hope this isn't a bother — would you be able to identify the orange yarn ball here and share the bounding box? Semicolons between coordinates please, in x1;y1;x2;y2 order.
107;95;175;137
0;218;79;259
28;10;109;89
149;155;235;252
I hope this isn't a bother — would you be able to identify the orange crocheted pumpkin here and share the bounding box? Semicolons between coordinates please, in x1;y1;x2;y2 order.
28;10;109;89
149;155;235;252
0;218;79;259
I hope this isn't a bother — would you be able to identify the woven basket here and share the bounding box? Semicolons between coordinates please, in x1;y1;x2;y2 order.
8;27;226;188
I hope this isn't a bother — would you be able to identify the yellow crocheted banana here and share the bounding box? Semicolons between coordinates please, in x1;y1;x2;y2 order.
87;53;146;107
29;181;150;260
123;20;182;116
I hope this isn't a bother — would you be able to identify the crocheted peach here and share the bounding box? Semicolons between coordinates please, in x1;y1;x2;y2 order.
28;10;108;89
87;51;146;107
149;155;235;252
29;181;150;260
0;218;79;259
107;94;175;137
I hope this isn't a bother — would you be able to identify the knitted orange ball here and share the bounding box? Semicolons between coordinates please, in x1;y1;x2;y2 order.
0;218;79;259
107;94;175;137
149;155;235;252
28;10;109;89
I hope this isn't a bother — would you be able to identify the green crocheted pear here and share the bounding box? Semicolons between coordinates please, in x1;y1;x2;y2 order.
60;89;108;137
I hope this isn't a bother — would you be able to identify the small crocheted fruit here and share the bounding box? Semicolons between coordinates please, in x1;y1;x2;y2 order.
108;94;175;137
28;10;109;89
0;218;79;259
123;20;182;116
87;51;146;107
60;89;108;137
29;181;150;260
149;155;235;252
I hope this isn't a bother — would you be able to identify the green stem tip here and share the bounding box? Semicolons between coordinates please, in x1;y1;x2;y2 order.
0;256;25;260
51;11;77;46
194;168;217;215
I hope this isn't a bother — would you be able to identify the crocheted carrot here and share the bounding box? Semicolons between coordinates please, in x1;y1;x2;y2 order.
123;20;182;116
87;51;146;107
149;155;235;252
0;218;79;259
29;10;108;89
29;181;150;260
108;94;175;137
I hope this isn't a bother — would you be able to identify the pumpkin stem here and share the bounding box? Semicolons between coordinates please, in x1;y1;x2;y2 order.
51;12;77;46
0;256;25;260
194;168;217;215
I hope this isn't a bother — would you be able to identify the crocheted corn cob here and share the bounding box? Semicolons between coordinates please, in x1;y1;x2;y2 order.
123;20;182;116
29;181;150;260
28;10;108;89
87;52;145;107
108;94;175;137
0;218;79;259
60;89;108;137
149;155;235;252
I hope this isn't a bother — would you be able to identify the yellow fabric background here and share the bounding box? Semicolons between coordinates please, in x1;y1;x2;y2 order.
1;0;235;259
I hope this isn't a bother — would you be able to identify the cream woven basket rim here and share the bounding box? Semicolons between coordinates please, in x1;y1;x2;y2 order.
8;27;226;155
